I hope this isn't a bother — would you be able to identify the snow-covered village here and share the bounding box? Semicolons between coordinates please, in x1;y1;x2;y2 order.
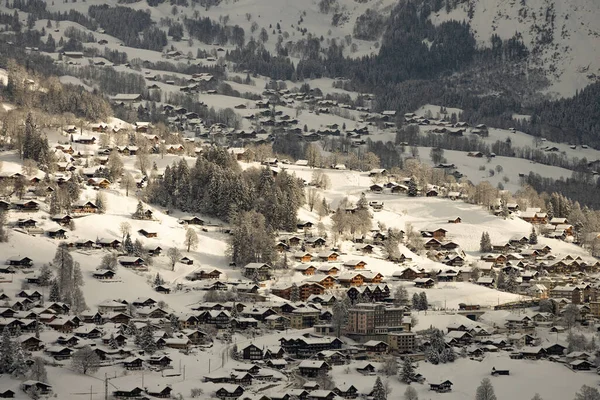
0;0;599;400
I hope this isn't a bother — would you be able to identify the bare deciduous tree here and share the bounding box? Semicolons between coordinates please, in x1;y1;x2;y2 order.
184;228;199;252
167;247;182;270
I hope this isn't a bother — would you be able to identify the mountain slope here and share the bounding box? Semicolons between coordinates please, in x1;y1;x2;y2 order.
430;0;600;97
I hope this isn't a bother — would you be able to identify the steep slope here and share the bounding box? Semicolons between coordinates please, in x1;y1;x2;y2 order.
430;0;600;96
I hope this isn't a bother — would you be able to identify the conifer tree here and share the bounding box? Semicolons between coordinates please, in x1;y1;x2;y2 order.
123;233;134;255
11;341;29;377
139;322;157;354
0;211;7;242
290;283;300;302
529;226;538;245
407;177;418;197
0;327;14;373
400;357;415;383
38;264;53;286
371;377;387;400
480;231;492;252
133;200;145;219
108;333;119;349
418;292;428;310
49;279;60;302
411;293;421;310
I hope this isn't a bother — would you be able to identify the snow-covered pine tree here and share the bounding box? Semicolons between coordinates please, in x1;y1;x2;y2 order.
140;322;157;354
411;293;421;310
133;200;145;219
133;239;144;257
400;357;415;383
49;279;60;302
290;283;300;302
496;270;507;291
169;314;180;331
123;233;134;255
444;347;456;362
418;292;428;310
371;377;387;400
505;271;519;293
529;226;538;245
125;319;138;337
154;273;164;286
0;327;14;373
426;347;439;364
438;348;448;363
72;286;87;313
38;263;53;286
11;341;29;377
479;232;492;252
407;177;418;197
0;211;7;242
108;333;119;349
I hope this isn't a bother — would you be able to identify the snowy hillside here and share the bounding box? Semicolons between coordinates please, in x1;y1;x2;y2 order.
430;0;600;96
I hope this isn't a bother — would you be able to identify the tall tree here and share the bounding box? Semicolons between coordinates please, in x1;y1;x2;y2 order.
29;357;48;383
400;357;415;383
167;247;182;270
475;378;497;400
184;228;199;252
53;244;83;305
371;377;387;400
331;294;351;337
71;346;101;375
479;232;492;252
0;210;9;242
529;226;538;244
0;327;14;373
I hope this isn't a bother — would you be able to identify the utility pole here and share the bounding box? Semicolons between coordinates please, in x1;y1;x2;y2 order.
105;372;117;400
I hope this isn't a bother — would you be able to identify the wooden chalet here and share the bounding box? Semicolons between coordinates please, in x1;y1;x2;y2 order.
93;270;116;280
118;257;145;267
97;238;122;248
72;200;99;213
87;178;111;189
138;229;157;238
241;344;264;360
215;385;244;400
429;381;453;393
113;387;144;399
179;216;205;225
6;256;33;267
243;263;272;280
21;381;52;395
298;360;330;377
13;200;39;211
47;228;67;239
